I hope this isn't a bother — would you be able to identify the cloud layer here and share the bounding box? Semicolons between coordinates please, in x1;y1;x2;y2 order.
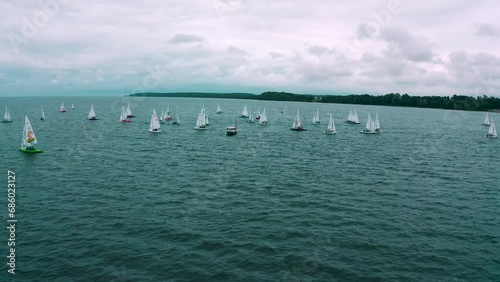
0;0;499;96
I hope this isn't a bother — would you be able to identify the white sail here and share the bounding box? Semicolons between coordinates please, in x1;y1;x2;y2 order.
175;108;180;124
216;104;222;113
60;102;65;112
353;109;360;124
248;109;254;122
242;105;249;117
71;104;75;109
374;113;380;130
41;106;45;120
312;109;320;124
259;108;268;124
256;108;261;118
483;113;490;125
4;106;11;121
205;115;209;125
88;105;96;119
149;109;161;131
488;119;497;137
347;109;353;122
365;113;372;131
292;110;302;128
126;104;132;116
21;116;37;148
327;113;336;133
120;106;127;121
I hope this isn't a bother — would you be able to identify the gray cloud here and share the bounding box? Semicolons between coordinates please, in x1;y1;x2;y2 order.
168;33;205;44
475;23;500;37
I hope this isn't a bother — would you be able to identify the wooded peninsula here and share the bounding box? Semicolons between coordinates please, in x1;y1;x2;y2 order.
129;92;500;112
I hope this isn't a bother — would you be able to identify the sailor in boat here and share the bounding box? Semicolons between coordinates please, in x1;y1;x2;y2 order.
26;146;35;151
152;128;158;132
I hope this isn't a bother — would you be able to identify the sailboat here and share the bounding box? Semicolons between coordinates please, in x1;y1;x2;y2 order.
194;106;208;130
119;106;132;123
259;108;268;125
159;108;166;124
312;109;320;124
88;105;98;120
247;109;255;123
482;113;491;126
202;106;209;126
3;106;12;123
216;104;222;114
149;109;161;133
256;108;261;120
323;113;336;135
290;110;306;131
164;105;173;121
40;106;45;121
125;103;135;118
59;102;66;112
71;104;75;109
374;113;380;133
240;105;249;118
486;118;498;138
227;118;237;136
19;116;42;153
347;109;360;124
172;107;180;125
360;113;377;134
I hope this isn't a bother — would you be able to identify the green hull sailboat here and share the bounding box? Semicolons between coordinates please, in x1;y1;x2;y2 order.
20;116;42;153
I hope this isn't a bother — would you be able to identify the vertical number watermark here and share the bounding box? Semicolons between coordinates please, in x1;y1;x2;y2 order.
7;171;16;275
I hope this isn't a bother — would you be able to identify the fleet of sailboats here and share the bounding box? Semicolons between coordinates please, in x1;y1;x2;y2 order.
346;109;360;124
312;109;320;124
3;106;12;123
19;116;42;153
149;109;161;133
88;105;98;120
323;113;336;135
290;110;306;131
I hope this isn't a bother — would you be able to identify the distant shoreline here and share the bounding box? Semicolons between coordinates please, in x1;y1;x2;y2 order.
128;92;500;112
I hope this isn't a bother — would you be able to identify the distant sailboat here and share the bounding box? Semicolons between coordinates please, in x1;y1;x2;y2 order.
165;105;173;121
256;108;261;120
3;106;12;123
149;109;161;133
259;108;268;125
247;109;255;123
290;110;306;131
159;108;166;124
347;109;360;124
482;113;491;126
59;102;66;113
88;105;98;120
71;104;75;109
202;106;209;126
119;106;132;123
312;109;320;124
194;106;208;130
323;113;336;135
216;104;222;114
360;113;377;134
374;113;380;133
486;118;498;138
40;106;45;121
172;107;180;125
126;103;135;118
19;116;42;153
241;105;249;118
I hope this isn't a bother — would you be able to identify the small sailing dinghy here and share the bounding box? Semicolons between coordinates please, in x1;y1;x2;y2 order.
360;113;377;134
159;108;166;124
248;109;255;123
256;108;261;120
59;102;66;113
19;116;42;153
40;106;46;121
374;113;380;133
194;106;208;130
259;108;268;125
240;105;249;118
486;118;498;138
323;113;336;134
172;107;180;125
71;104;75;109
482;113;491;126
227;119;237;136
312;109;321;124
164;105;173;121
290;110;306;131
149;109;161;133
126;103;135;118
119;106;132;123
347;109;360;124
88;105;98;120
216;104;222;114
3;106;12;123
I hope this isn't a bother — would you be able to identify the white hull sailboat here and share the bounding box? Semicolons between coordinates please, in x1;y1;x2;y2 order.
312;109;320;124
3;106;12;123
360;113;377;134
126;103;135;118
119;106;132;123
323;113;336;134
194;106;208;130
487;118;498;138
88;105;98;120
40;106;45;121
347;109;360;124
482;113;491;126
290;110;306;131
259;108;268;125
19;116;42;153
59;102;66;113
240;104;249;118
216;104;222;114
149;109;161;133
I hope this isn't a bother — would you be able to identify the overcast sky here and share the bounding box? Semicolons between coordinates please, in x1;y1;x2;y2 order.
1;0;499;96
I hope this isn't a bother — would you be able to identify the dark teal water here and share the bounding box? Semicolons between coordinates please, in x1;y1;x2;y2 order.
1;96;499;281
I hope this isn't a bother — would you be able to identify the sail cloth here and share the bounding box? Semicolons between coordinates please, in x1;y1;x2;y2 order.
22;116;37;147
